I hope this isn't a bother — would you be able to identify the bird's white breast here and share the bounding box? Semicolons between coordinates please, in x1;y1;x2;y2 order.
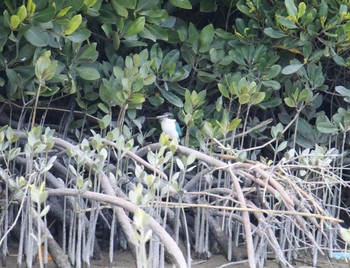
161;118;179;139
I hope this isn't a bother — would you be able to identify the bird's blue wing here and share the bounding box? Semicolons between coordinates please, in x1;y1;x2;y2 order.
175;122;182;137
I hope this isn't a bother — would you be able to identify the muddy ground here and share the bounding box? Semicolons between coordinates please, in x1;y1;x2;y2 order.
2;249;350;268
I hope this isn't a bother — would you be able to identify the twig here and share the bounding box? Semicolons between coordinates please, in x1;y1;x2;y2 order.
216;259;249;268
211;118;273;144
147;201;342;222
233;162;295;206
101;138;168;180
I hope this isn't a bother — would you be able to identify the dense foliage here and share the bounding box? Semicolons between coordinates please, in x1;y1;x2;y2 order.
0;0;349;149
0;0;349;267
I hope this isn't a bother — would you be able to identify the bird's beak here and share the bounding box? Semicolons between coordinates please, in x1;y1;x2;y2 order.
156;115;166;119
146;116;162;120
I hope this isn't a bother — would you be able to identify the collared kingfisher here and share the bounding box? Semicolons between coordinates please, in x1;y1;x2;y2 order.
156;112;181;140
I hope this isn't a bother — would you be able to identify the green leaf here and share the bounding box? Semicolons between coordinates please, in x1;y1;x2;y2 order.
285;0;297;17
24;27;49;47
297;119;315;142
113;66;123;78
284;97;296;107
111;0;128;17
136;0;158;11
230;49;246;66
251;92;266;105
33;5;55;22
219;55;235;66
181;45;195;66
76;67;100;80
218;83;229;98
187;23;199;44
197;71;216;83
316;122;338;134
277;141;288;152
129;93;145;104
210;48;225;63
66;29;91;43
148;95;164;107
239;94;250;105
271;123;283;138
319;0;328;18
140;24;168;42
298;2;306;18
56;6;72;18
118;0;136;9
264;28;287;38
282;63;303;75
170;0;192;9
236;3;253;18
30;187;40;204
199;24;214;53
215;28;234;39
5;69;19;85
70;0;84;11
98;114;111;129
35;52;57;82
17;5;27;22
159;88;183;107
40;205;50;217
98;103;110;113
112;31;120;50
265;65;282;79
143;74;156;85
278;16;297;29
10;15;21;29
262;80;281;90
123;39;147;48
298;88;311;102
125;16;145;36
99;84;114;105
161;50;179;73
260;97;282;109
330;48;346;66
186;153;196;166
84;0;97;8
229;118;241;131
79;43;98;61
176;158;185;170
202;121;214;137
335;86;350;97
303;41;312;58
65;14;82;35
26;0;36;17
66;77;76;94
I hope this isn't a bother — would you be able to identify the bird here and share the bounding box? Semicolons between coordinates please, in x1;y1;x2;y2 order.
156;112;181;140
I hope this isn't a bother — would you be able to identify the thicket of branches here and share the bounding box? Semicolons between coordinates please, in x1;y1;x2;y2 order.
0;0;349;268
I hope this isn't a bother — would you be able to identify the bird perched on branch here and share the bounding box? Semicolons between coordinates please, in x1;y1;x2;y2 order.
156;112;181;140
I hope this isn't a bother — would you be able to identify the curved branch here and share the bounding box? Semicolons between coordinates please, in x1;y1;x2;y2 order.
136;143;256;267
47;188;187;267
136;143;229;168
13;131;139;258
227;168;256;268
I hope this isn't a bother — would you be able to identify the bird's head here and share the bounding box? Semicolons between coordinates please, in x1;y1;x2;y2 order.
156;112;175;120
